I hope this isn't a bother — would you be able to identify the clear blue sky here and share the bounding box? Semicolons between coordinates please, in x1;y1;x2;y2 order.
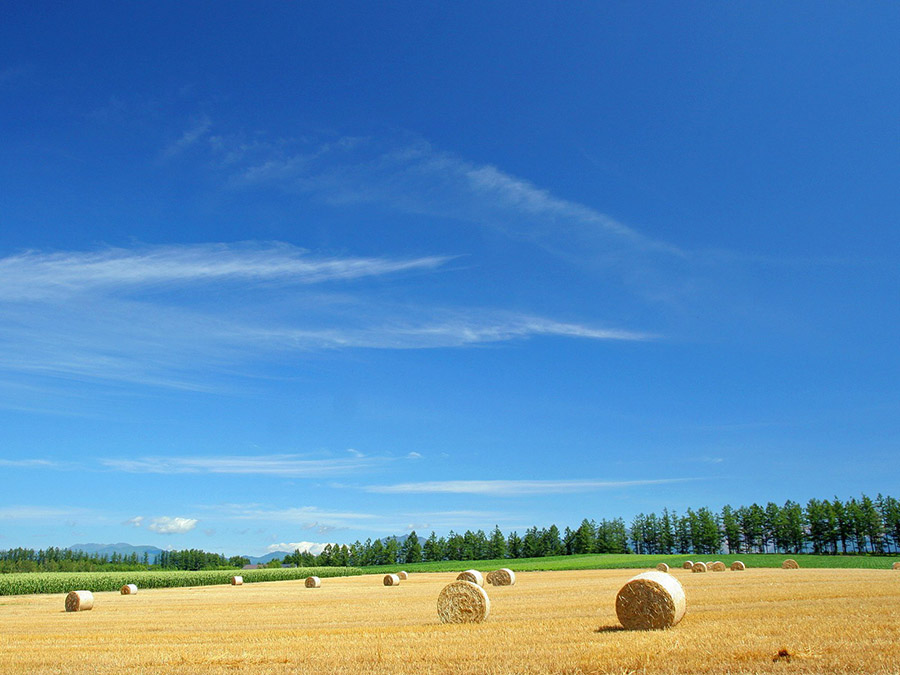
1;2;898;557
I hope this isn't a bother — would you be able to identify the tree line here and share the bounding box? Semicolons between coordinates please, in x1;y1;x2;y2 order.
0;547;250;574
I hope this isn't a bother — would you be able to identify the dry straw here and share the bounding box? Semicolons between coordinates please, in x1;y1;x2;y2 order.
656;563;670;573
486;568;516;586
383;574;401;586
710;561;726;572
615;571;686;630
892;562;900;570
231;576;243;585
456;569;485;587
437;580;491;624
398;571;409;580
691;562;708;573
682;561;693;570
305;576;321;588
65;590;94;612
782;559;800;569
120;584;138;595
731;561;746;571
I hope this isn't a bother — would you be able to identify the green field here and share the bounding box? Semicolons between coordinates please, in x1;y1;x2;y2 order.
0;566;362;596
365;552;900;575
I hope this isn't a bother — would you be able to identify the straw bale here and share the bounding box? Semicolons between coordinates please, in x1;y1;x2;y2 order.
710;561;726;572
691;562;707;573
682;561;693;570
305;576;321;588
383;574;401;586
231;576;243;585
398;571;409;580
893;562;900;570
120;584;138;595
782;559;800;569
437;580;490;624
656;563;670;573
456;569;485;587
65;590;94;612
730;561;746;571
486;568;516;586
615;571;686;630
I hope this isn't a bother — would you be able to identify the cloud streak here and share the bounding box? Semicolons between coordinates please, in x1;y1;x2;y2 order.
365;478;697;496
101;454;383;477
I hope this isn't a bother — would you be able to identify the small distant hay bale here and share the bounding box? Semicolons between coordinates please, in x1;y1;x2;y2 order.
398;571;409;580
383;574;401;586
691;562;707;573
682;561;693;570
456;569;485;587
65;590;94;612
120;584;138;595
710;561;726;572
231;576;243;585
656;563;670;573
782;559;800;569
731;561;746;571
437;580;490;624
892;562;900;570
615;571;686;630
486;568;516;586
305;576;321;588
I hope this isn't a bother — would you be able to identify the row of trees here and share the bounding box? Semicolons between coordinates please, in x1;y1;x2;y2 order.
0;547;249;574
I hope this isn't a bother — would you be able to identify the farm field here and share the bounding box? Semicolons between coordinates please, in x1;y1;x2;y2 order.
1;567;899;674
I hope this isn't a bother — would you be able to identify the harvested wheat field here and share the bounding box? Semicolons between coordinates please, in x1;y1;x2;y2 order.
2;568;900;674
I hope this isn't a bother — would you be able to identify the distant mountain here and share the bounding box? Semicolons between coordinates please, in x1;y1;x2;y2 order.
68;543;165;559
245;551;289;564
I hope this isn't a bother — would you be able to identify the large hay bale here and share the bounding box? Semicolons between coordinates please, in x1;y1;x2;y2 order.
486;568;516;586
120;584;138;595
383;574;401;586
397;571;409;580
437;580;490;624
305;576;321;588
65;590;94;612
615;571;686;630
691;562;707;573
710;561;726;572
730;561;746;571
656;563;670;573
682;561;693;570
231;576;243;585
456;569;484;587
892;562;900;570
782;559;799;569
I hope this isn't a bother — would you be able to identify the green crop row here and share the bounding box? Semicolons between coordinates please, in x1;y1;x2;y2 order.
0;566;363;596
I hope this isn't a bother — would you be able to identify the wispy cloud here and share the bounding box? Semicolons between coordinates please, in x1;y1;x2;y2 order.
101;454;382;477
0;458;65;469
148;516;198;534
365;478;697;496
162;116;212;158
0;506;90;521
267;541;332;555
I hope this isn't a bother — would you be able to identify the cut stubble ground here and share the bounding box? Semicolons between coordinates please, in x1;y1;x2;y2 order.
1;568;899;674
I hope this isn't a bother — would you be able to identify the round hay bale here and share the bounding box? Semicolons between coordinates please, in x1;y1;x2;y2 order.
486;568;516;586
383;574;401;586
305;576;321;588
892;561;900;570
231;576;243;585
691;562;707;573
782;559;799;569
730;561;746;571
437;580;490;624
710;561;726;572
397;571;409;580
120;584;138;595
656;563;670;573
65;590;94;612
615;571;686;630
682;561;693;570
456;569;484;587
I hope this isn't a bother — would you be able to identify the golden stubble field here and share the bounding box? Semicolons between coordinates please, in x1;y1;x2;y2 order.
1;568;899;674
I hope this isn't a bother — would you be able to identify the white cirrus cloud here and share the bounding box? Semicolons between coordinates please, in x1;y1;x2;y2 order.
148;516;198;534
0;505;90;521
365;478;698;496
101;454;382;477
124;516;144;527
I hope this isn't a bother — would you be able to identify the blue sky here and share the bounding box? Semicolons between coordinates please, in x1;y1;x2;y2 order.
1;2;898;557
